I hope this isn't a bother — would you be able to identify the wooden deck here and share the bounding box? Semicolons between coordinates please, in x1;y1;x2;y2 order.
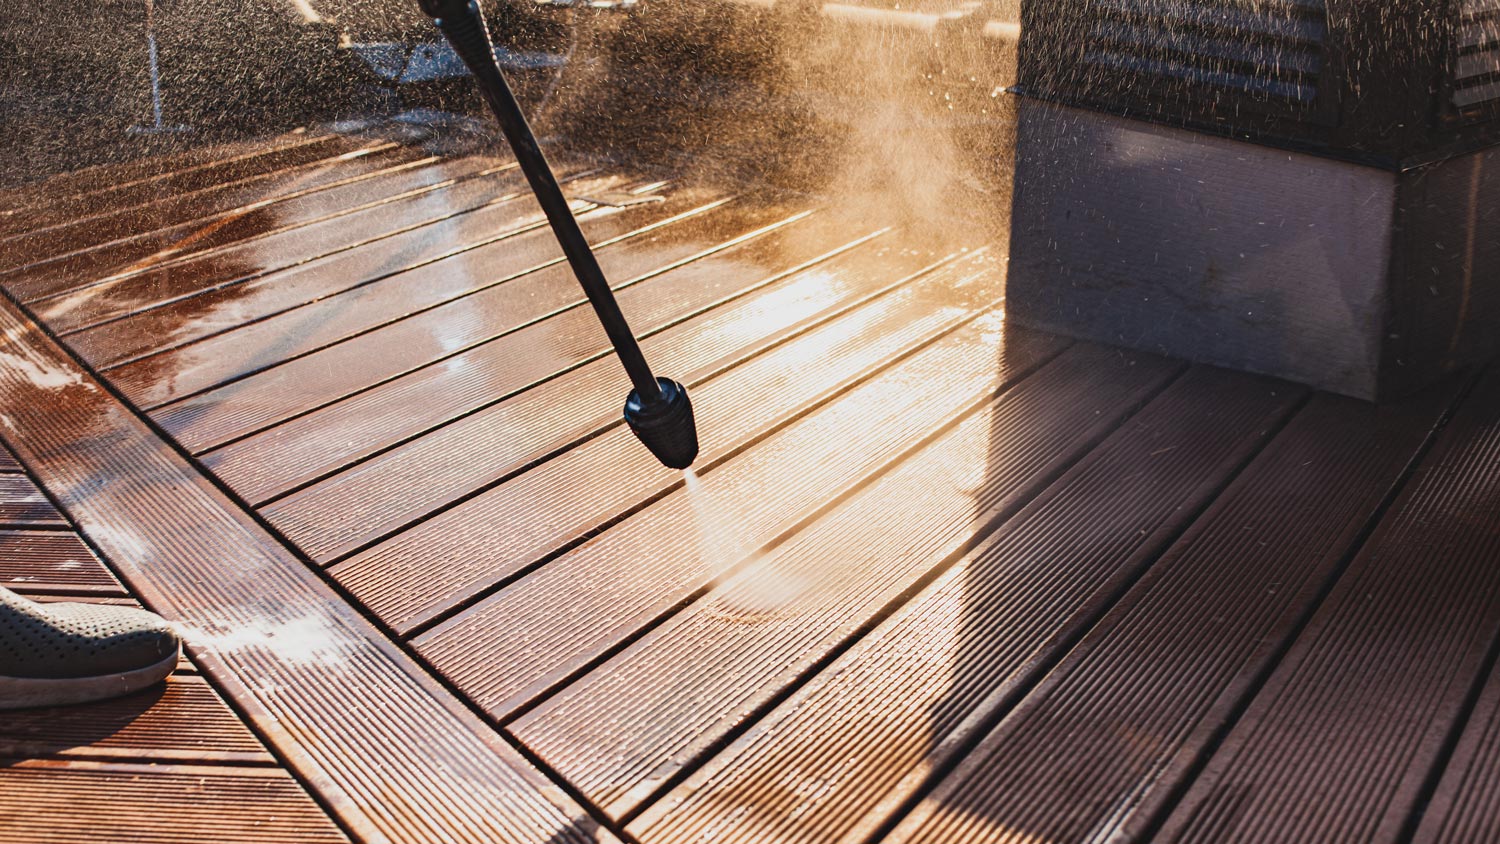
0;123;1497;844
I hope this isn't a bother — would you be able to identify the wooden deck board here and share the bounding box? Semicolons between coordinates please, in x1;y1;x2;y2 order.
39;152;527;339
217;222;910;509
0;530;124;595
0;142;431;293
0;763;350;844
118;181;715;418
411;298;1057;718
184;191;799;486
1153;365;1500;843
0;293;618;843
2;123;1498;844
0;474;68;528
1417;636;1500;843
0;438;345;841
326;244;1009;632
877;384;1460;844
0;134;369;242
626;366;1299;843
0;441;22;472
0;675;273;764
532;343;1182;822
0;137;451;303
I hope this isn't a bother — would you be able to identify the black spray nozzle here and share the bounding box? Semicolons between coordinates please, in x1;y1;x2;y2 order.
624;378;699;470
417;0;700;470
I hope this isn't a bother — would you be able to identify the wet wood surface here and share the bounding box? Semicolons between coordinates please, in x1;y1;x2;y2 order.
1;124;1498;844
0;433;348;842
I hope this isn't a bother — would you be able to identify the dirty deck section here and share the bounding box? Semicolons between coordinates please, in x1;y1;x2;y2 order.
0;125;1497;844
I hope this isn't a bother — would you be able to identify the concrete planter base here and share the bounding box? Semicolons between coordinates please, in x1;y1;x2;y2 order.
1006;99;1499;400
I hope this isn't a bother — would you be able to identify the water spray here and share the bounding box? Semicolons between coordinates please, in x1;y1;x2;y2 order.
417;0;699;470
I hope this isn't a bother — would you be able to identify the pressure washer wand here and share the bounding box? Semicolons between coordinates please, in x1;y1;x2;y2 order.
417;0;698;469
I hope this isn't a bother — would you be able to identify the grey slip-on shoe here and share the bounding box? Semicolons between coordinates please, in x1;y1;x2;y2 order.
1;586;180;710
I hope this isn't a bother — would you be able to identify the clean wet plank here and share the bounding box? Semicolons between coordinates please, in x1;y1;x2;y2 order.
38;151;525;338
525;343;1182;821
345;248;1018;635
626;365;1302;844
121;182;730;419
184;191;810;485
410;279;1048;718
213;205;893;507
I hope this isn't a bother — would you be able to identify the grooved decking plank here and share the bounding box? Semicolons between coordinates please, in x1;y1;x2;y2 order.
0;142;462;303
0;530;123;594
627;366;1302;844
0;134;369;242
221;209;892;508
0;474;67;527
0;128;339;215
1;142;430;292
0;675;272;764
0;440;21;471
879;386;1458;844
1153;366;1500;844
42;153;533;339
347;248;1023;635
0;299;619;844
0;762;351;844
411;268;1049;718
128;186;753;423
1416;649;1500;842
525;343;1182;820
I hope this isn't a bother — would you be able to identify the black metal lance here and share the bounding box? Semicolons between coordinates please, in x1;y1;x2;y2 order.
417;0;698;469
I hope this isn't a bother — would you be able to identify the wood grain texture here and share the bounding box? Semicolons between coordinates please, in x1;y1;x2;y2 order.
881;385;1456;844
1156;366;1500;844
0;762;351;844
413;258;1040;719
0;675;272;764
0;474;67;527
39;153;523;338
0;530;123;595
0;296;618;844
530;344;1181;821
